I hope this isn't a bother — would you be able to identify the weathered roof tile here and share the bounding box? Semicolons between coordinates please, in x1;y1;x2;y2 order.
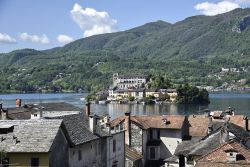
0;119;62;152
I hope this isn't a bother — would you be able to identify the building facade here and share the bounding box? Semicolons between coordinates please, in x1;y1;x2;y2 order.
108;113;186;167
0;119;69;167
113;73;147;89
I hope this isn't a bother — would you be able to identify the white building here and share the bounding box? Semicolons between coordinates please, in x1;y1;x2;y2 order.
113;73;147;89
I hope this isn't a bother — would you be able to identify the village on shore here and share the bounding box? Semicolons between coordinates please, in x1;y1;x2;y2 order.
90;73;210;105
0;96;249;167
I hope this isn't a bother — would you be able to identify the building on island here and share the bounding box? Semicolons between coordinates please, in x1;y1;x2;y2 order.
108;88;145;101
113;73;147;89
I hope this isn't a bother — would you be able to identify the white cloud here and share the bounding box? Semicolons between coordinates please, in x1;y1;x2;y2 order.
19;33;50;44
70;3;118;37
234;0;250;4
195;1;240;16
0;33;16;43
57;34;74;44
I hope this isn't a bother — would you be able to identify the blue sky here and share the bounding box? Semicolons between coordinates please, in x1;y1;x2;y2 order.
0;0;250;53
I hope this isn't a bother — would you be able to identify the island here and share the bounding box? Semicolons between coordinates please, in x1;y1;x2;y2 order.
89;73;210;105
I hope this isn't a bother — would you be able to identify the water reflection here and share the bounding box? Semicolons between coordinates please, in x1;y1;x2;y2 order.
99;103;209;119
0;93;249;119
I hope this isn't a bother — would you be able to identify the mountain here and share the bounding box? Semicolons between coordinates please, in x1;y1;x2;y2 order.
0;8;250;92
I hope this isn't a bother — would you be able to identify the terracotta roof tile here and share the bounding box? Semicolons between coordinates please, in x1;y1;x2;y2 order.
132;115;185;129
196;139;250;167
108;115;126;127
109;115;185;129
229;115;244;128
188;115;209;137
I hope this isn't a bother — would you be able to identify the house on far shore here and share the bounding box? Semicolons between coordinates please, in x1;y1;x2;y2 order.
113;73;147;89
0;119;69;167
145;89;160;98
108;88;145;101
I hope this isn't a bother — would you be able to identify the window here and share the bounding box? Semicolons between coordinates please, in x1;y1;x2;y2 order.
120;124;123;131
34;114;37;117
150;129;153;139
157;130;160;139
78;150;82;161
113;139;116;152
150;147;155;159
31;158;39;167
3;157;9;167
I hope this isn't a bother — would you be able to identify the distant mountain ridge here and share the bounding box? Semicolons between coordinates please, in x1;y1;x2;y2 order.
0;8;249;92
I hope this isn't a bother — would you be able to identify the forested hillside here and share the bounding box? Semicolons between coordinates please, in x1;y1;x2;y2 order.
0;8;250;92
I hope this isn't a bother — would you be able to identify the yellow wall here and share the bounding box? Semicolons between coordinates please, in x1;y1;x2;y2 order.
8;153;49;167
146;92;160;98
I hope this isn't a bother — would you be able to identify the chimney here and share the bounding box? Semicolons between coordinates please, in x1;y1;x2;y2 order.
16;99;22;108
89;114;97;133
207;117;213;134
243;116;248;131
0;103;2;118
40;110;43;118
125;111;131;146
207;124;213;134
85;103;90;116
220;124;229;144
1;108;7;120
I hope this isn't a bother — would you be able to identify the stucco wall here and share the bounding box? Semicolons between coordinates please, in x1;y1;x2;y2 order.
107;132;125;167
49;128;69;167
8;153;49;167
160;129;182;158
69;139;103;167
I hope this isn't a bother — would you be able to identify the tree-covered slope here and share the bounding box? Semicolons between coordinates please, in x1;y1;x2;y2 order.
0;9;250;92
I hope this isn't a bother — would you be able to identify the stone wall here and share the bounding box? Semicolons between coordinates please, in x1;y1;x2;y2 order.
131;122;143;153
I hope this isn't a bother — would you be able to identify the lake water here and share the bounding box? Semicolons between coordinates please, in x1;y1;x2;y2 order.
0;93;249;119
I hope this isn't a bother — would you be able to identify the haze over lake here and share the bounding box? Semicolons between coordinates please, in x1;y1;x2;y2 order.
0;93;249;119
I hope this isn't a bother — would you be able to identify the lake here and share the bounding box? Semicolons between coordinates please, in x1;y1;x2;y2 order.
0;93;249;119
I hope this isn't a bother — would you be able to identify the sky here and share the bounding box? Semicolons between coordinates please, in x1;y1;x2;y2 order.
1;0;250;53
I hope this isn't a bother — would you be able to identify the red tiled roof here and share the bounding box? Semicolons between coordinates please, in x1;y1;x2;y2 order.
109;115;185;130
188;115;209;137
195;139;250;167
229;115;244;128
108;115;126;127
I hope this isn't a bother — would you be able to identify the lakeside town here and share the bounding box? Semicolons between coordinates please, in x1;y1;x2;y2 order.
0;98;249;167
1;1;250;167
